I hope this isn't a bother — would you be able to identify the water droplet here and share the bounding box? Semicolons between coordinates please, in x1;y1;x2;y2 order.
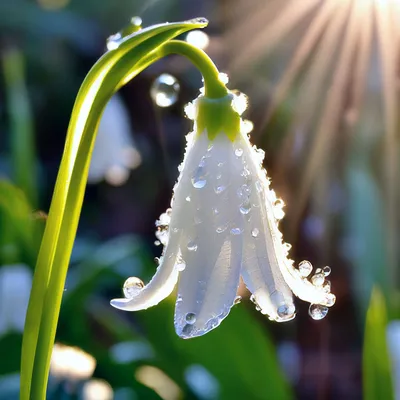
323;280;331;293
251;228;259;238
277;304;296;321
107;32;123;50
255;181;263;193
217;162;224;167
218;72;229;84
185;312;197;324
176;261;186;271
155;228;169;246
123;277;144;298
216;224;228;233
182;324;194;336
298;260;313;277
240;201;251;214
283;243;292;252
325;293;336;307
154;240;161;246
154;257;160;265
191;163;207;189
235;148;243;157
323;266;331;276
187;17;209;25
187;241;198;251
230;227;242;235
311;273;325;286
150;73;180;107
241;119;254;135
237;184;251;202
214;185;226;194
233;296;242;305
177;295;183;303
156;211;171;227
186;196;191;202
130;16;142;26
213;208;219;215
232;92;248;115
309;304;329;320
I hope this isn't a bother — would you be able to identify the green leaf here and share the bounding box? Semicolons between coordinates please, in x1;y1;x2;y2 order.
2;47;37;207
20;18;208;400
363;287;394;400
142;302;293;400
0;180;38;265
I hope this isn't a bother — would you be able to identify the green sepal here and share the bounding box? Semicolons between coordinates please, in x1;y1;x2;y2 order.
195;93;241;141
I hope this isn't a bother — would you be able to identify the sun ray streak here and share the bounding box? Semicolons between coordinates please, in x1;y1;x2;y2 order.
375;0;399;299
230;0;321;75
292;0;365;232
275;1;353;179
261;0;340;128
349;0;373;122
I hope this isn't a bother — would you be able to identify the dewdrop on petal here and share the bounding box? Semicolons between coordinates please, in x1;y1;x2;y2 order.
111;82;335;338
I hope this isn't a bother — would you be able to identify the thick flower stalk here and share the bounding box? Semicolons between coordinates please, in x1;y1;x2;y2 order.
111;89;336;338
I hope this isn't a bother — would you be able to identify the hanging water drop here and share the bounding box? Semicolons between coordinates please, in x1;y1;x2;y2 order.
311;273;325;286
215;185;226;194
251;228;259;238
309;304;329;320
186;196;191;202
123;277;144;298
277;304;296;321
298;260;313;277
323;266;331;276
150;73;180;107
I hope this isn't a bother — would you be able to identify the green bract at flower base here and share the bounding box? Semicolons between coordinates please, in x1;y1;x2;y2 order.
196;94;241;141
20;17;225;400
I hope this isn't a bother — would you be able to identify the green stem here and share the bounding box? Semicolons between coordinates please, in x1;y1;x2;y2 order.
158;40;228;98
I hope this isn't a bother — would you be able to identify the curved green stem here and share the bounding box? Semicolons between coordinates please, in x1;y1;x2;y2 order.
158;40;228;98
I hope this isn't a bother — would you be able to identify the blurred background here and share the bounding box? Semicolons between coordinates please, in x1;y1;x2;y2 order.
0;0;399;399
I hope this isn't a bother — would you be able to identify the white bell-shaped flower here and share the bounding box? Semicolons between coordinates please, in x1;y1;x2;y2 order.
111;92;335;338
88;94;142;186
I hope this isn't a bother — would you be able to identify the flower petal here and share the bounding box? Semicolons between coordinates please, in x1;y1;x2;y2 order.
232;136;295;321
110;229;182;311
239;132;334;311
111;130;210;312
174;132;243;338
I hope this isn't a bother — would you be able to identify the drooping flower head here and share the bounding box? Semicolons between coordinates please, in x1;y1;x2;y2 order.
111;85;335;338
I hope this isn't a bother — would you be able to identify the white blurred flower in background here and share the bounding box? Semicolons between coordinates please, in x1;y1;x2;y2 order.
0;264;32;335
88;94;141;186
50;343;96;382
387;320;400;400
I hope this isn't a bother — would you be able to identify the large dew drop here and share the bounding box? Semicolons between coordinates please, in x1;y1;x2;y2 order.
150;74;180;107
308;304;329;320
123;277;144;298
